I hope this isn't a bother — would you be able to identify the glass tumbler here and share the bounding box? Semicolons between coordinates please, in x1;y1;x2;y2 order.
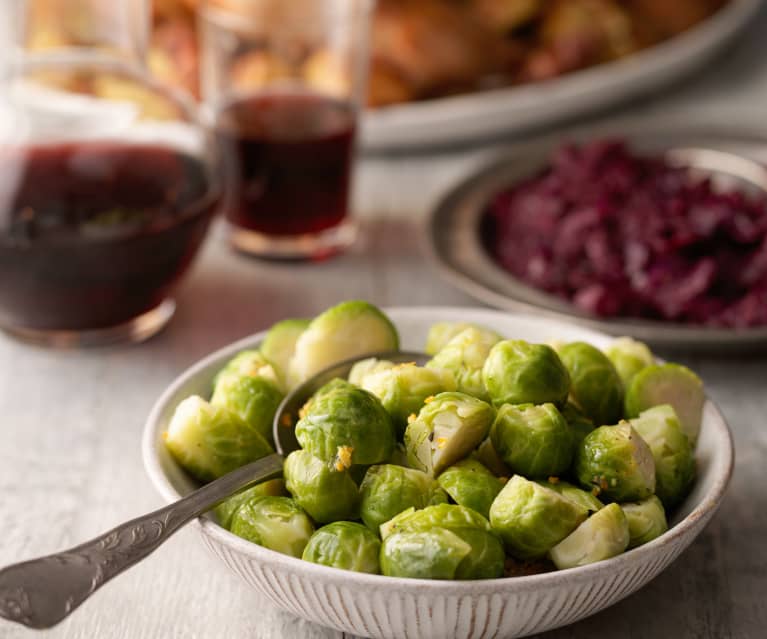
200;0;373;260
0;0;218;347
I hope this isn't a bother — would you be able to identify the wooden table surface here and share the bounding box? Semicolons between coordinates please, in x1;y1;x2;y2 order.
3;10;767;638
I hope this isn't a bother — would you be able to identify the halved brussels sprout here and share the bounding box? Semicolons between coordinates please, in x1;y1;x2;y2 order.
210;374;283;446
380;504;504;580
437;459;504;519
404;392;495;475
165;396;274;483
348;357;395;386
535;479;604;514
548;503;630;569
482;340;570;407
259;318;310;382
283;450;360;523
575;422;656;502
295;379;395;466
604;337;655;386
359;464;446;533
630;405;696;508
214;478;286;529
557;342;624;426
302;522;381;574
560;402;596;448
425;322;501;356
624;364;705;444
427;327;501;400
214;349;283;392
489;475;588;559
230;496;314;558
471;438;511;477
358;363;456;436
490;403;574;478
621;495;668;549
287;301;399;388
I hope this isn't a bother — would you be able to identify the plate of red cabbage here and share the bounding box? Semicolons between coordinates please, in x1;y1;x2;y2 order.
427;126;767;350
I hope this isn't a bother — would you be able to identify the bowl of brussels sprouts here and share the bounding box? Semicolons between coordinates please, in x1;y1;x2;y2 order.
143;301;733;639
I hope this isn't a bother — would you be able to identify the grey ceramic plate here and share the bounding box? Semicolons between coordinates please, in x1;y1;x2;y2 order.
426;125;767;351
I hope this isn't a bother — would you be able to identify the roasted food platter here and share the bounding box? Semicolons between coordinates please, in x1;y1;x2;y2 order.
362;0;761;149
148;0;763;148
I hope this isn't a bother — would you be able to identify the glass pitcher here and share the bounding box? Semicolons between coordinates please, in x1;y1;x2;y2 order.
0;0;218;347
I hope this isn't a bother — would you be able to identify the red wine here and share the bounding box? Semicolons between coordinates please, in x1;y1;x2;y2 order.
215;91;355;236
0;143;216;331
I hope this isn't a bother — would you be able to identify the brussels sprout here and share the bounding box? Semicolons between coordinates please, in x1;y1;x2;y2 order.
380;504;504;580
604;337;655;386
382;501;492;538
214;478;286;529
210;374;283;445
348;357;395;386
388;442;410;468
471;438;511;477
437;459;503;519
575;422;656;502
358;363;456;435
259;318;310;381
302;522;381;574
283;450;360;523
427;327;501;400
425;322;501;356
560;402;596;448
482;340;570;407
359;464;447;533
381;528;472;580
548;503;630;569
535;479;604;514
295;379;395;466
489;475;588;559
287;301;399;388
621;495;668;549
490;403;574;478
557;342;624;426
309;377;349;400
230;496;314;558
165;396;274;483
379;506;415;541
214;350;283;392
624;364;705;444
404;392;495;475
630;405;696;508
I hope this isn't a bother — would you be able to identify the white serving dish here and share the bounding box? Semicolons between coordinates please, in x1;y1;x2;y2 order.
360;0;761;150
143;307;733;639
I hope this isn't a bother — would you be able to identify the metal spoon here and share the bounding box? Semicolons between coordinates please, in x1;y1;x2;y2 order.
0;350;429;629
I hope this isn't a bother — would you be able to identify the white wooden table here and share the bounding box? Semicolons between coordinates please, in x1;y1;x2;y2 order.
3;9;767;637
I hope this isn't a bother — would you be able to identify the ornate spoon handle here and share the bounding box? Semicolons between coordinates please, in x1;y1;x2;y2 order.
0;454;284;629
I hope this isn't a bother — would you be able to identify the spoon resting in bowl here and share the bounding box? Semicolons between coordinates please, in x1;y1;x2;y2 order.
0;350;428;630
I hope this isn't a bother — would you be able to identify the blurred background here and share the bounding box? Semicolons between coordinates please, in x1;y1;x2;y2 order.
19;0;732;107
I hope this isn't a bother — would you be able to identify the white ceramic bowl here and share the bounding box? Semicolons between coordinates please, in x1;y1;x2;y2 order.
143;308;734;639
